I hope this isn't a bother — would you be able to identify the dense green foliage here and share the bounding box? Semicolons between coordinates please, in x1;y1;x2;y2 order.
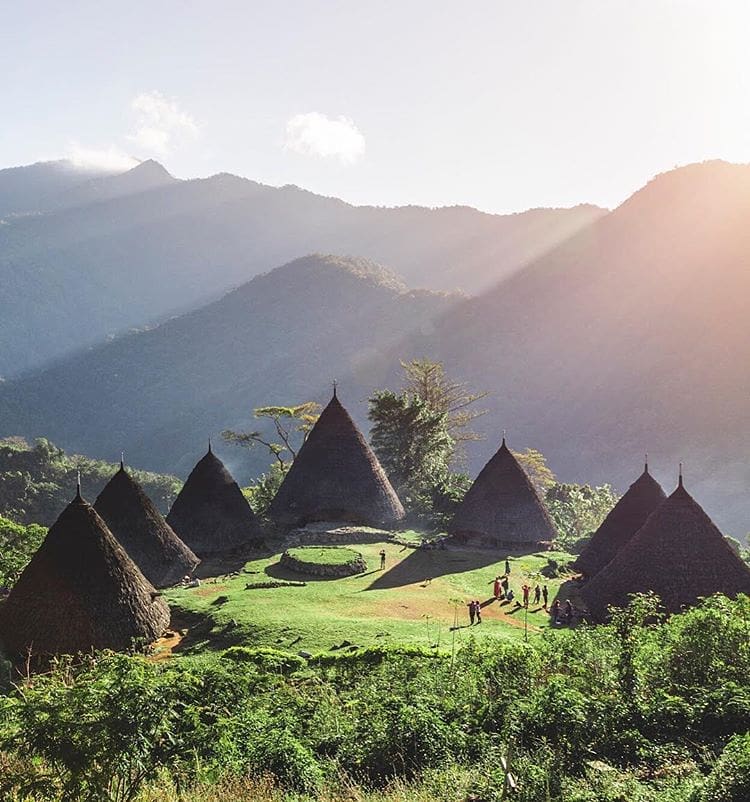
1;594;749;801
546;481;620;552
0;516;46;587
0;438;180;526
369;390;455;519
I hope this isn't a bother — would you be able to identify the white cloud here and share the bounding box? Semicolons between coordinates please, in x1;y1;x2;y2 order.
127;91;199;156
284;112;365;165
66;142;138;172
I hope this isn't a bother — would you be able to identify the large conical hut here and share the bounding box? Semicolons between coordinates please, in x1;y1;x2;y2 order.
581;473;750;620
448;437;557;547
94;462;200;588
166;445;262;558
269;390;405;528
0;488;170;656
574;460;666;578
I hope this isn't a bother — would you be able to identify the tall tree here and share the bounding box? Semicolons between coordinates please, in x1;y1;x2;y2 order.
222;403;320;467
368;390;453;508
400;359;487;445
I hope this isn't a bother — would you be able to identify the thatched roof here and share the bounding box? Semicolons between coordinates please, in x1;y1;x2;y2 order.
166;446;262;558
581;477;750;620
268;391;405;528
94;463;199;588
574;462;665;577
0;489;170;655
448;437;557;546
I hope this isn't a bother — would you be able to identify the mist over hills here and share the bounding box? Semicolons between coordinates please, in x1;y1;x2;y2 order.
0;159;603;377
0;254;454;477
1;158;750;536
393;160;750;536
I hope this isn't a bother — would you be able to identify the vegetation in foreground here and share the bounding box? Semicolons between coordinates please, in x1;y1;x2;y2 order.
1;593;749;801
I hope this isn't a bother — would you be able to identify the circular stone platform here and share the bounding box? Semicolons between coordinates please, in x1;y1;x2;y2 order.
280;546;367;578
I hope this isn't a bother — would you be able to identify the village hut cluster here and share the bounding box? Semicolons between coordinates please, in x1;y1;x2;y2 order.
1;389;749;657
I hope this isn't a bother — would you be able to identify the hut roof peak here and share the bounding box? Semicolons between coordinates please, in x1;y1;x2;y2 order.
0;490;170;655
581;480;750;619
166;447;261;558
95;467;199;588
269;391;404;528
574;463;666;578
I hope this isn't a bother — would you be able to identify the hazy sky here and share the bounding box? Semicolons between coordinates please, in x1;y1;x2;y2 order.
2;1;749;212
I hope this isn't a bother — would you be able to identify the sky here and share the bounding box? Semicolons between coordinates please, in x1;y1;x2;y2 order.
1;1;749;213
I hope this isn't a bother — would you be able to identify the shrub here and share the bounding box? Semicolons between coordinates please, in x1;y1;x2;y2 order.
701;732;750;802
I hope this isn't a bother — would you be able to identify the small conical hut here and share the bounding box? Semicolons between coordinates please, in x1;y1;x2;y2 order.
166;445;262;558
0;490;170;656
95;463;200;588
448;437;557;547
574;461;666;578
268;391;405;528
581;476;750;620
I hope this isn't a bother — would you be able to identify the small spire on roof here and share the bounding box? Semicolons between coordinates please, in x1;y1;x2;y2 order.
644;453;649;473
120;451;125;470
208;437;212;454
678;462;684;488
501;428;507;447
332;379;337;399
75;470;82;500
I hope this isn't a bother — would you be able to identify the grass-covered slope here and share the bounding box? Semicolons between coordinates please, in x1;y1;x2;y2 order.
164;541;573;659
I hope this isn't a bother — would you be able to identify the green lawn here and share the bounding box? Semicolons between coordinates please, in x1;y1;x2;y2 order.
162;540;576;662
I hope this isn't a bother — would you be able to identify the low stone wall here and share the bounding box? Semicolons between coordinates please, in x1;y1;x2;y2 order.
280;548;367;578
284;522;394;547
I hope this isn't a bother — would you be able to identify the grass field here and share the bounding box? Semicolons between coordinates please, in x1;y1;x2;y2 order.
162;539;577;662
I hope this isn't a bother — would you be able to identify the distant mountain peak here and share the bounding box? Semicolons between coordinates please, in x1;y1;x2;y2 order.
127;159;175;180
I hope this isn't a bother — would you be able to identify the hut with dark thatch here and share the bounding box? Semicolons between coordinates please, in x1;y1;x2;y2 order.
94;461;200;588
269;390;405;528
574;460;666;578
166;444;262;558
0;487;170;656
448;436;557;547
581;473;750;620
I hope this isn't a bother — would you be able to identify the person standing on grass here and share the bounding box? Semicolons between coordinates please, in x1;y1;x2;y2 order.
475;601;482;624
534;584;541;605
564;599;573;625
542;584;549;610
522;584;530;608
551;599;561;624
494;576;501;599
505;558;511;575
502;576;509;595
379;549;386;570
468;600;476;625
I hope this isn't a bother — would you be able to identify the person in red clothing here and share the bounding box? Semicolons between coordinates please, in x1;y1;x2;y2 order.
522;584;530;608
493;576;501;599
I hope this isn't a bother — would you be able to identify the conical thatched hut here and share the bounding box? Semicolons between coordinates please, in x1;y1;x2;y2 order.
448;437;556;547
574;461;666;578
581;475;750;620
0;489;170;656
95;462;199;588
269;391;405;528
166;445;262;558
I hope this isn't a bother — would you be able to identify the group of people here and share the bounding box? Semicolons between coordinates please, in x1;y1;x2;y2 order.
467;599;483;625
464;558;577;627
492;575;549;610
